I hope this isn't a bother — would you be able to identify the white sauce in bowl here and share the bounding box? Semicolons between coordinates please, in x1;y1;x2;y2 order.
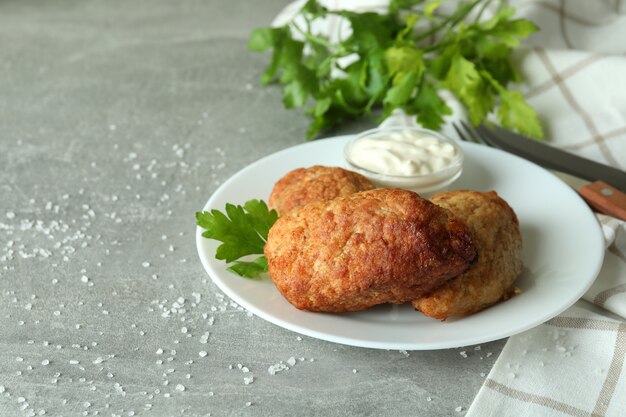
348;129;458;176
344;127;464;193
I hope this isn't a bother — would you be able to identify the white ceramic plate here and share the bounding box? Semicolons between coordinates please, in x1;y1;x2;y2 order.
196;136;605;350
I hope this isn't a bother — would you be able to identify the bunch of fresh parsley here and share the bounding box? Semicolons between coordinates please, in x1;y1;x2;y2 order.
196;200;278;278
249;0;543;139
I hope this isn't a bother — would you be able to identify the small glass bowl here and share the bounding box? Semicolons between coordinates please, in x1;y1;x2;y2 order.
344;126;464;194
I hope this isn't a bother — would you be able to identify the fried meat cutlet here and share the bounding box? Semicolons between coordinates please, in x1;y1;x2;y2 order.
268;165;374;215
264;188;477;312
411;190;523;319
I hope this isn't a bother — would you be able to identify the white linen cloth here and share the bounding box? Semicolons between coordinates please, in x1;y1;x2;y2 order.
272;1;626;415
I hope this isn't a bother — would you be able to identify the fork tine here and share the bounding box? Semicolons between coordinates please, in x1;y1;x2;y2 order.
458;121;486;145
452;123;468;142
474;125;505;149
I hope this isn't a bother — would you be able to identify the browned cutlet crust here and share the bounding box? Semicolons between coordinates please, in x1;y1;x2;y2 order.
268;165;374;215
412;190;523;319
265;188;477;312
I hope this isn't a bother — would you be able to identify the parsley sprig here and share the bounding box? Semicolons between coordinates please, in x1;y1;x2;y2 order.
249;0;543;139
196;200;278;278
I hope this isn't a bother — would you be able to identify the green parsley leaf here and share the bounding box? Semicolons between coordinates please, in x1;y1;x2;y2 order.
339;11;396;52
481;70;543;139
390;0;425;14
241;199;278;239
383;71;421;117
283;78;310;108
444;52;493;126
385;45;424;80
408;80;452;130
196;199;278;278
424;0;443;19
248;28;279;52
497;89;543;139
227;256;269;279
301;0;328;17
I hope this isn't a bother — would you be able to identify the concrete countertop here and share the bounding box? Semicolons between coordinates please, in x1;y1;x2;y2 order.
0;1;505;416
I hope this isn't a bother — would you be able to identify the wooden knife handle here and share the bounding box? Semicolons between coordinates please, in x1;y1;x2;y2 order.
579;181;626;221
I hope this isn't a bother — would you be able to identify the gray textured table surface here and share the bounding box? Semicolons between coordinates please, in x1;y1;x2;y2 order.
0;1;506;416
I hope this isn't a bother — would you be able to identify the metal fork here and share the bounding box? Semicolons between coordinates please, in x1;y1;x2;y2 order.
453;120;585;183
452;121;626;220
452;121;501;149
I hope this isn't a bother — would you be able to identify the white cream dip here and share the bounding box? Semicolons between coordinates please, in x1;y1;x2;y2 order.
347;129;458;176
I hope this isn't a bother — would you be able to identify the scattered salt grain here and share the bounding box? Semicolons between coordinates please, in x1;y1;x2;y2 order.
268;363;289;375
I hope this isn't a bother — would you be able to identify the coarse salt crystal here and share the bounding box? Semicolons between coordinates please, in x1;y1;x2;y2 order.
268;363;289;375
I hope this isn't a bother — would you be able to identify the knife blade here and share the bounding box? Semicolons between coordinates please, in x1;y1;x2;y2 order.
476;125;626;221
